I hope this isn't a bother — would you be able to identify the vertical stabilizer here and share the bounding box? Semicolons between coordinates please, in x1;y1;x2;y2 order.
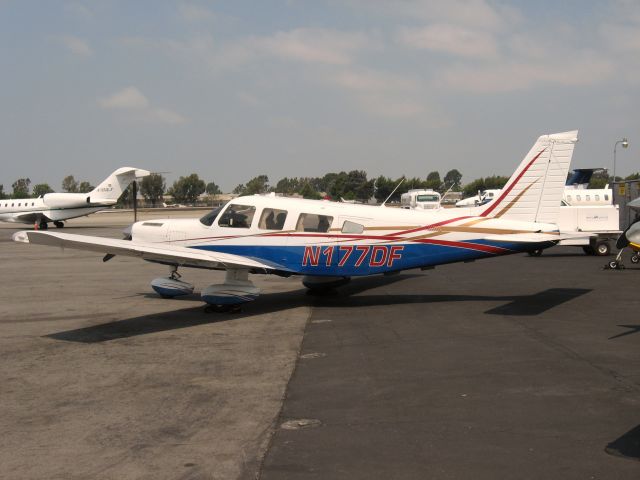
90;167;150;201
480;130;578;224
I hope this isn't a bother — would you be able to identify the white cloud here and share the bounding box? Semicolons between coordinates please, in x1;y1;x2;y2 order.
98;86;149;109
257;28;368;65
330;69;418;92
179;4;216;22
435;53;614;93
398;24;498;58
98;87;186;125
60;35;92;56
599;23;640;52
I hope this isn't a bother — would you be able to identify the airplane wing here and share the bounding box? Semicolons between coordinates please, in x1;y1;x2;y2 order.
13;212;50;224
12;231;278;271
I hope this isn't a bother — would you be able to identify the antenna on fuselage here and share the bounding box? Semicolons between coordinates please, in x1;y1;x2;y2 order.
381;178;405;207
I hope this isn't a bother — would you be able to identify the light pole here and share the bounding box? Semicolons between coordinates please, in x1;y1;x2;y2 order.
613;138;629;181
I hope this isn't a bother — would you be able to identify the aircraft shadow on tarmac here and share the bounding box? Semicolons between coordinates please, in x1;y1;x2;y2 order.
46;275;592;344
606;424;640;461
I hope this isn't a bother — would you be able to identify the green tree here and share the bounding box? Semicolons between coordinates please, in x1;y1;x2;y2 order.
425;171;441;191
462;175;509;197
32;183;54;197
62;175;78;193
12;178;31;198
205;181;221;195
140;174;166;207
117;184;134;208
274;177;300;195
168;174;206;204
299;181;322;199
0;184;7;199
78;181;93;193
443;169;463;190
244;175;269;195
625;172;640;180
588;171;610;189
232;184;245;195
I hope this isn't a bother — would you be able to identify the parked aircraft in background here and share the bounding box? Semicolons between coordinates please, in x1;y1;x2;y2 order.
14;131;578;310
457;168;611;208
0;167;149;229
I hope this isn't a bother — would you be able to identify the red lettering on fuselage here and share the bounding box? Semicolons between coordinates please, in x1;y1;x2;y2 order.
387;245;404;267
370;246;388;267
338;245;354;267
302;245;405;269
354;246;370;267
302;246;320;266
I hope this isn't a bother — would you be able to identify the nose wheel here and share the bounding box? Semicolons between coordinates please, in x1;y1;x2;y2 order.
605;249;626;270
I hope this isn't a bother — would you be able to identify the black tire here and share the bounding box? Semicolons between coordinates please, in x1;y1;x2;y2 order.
582;246;595;255
54;221;64;228
39;221;48;230
631;255;640;264
594;241;610;256
528;249;543;257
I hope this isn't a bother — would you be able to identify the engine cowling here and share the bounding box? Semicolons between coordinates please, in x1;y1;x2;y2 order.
43;193;90;208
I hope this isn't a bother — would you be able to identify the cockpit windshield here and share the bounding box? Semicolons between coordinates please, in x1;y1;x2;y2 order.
199;204;226;226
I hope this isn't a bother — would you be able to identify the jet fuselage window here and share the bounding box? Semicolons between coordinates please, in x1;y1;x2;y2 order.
576;195;581;201
218;204;256;228
296;213;333;233
595;195;600;201
586;195;591;201
199;204;226;226
605;194;609;201
259;208;288;230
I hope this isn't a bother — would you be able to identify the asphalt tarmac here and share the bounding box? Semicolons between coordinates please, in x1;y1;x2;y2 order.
1;213;639;479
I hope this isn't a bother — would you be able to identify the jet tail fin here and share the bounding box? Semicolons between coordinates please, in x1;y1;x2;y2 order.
479;130;578;224
90;167;150;201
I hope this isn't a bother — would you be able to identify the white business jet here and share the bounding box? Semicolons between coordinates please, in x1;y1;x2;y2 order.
0;167;150;229
13;131;578;309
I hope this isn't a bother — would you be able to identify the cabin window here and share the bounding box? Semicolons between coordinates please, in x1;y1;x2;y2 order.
259;208;287;230
576;195;581;201
11;203;14;207
567;195;572;202
18;203;21;207
296;213;333;232
605;194;609;201
199;204;225;226
595;195;600;201
342;220;364;234
218;204;255;228
586;195;591;201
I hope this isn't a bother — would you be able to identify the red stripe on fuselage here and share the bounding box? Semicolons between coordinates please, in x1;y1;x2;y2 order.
481;148;546;217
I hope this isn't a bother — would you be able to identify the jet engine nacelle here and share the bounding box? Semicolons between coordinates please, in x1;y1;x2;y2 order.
43;193;91;208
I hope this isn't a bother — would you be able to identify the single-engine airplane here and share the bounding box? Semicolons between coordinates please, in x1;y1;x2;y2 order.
13;131;578;309
1;167;150;229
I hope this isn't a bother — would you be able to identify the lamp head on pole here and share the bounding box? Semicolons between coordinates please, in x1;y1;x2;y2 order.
622;138;629;148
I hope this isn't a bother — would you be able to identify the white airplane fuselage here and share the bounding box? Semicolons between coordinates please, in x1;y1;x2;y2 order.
130;195;560;277
0;194;111;225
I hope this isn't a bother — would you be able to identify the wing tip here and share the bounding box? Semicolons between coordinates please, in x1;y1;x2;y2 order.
12;231;31;243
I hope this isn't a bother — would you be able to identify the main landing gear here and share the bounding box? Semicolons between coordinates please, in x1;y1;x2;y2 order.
34;221;48;230
605;249;626;270
54;221;64;228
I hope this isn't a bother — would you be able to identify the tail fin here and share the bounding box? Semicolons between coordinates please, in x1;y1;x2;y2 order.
479;130;578;224
90;167;150;201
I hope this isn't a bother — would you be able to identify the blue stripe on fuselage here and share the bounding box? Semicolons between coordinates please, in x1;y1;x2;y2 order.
190;240;555;276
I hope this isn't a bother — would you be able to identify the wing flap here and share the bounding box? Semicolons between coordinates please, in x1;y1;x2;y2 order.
12;231;274;271
484;232;590;243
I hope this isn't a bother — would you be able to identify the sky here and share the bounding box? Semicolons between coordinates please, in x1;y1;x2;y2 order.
1;0;639;192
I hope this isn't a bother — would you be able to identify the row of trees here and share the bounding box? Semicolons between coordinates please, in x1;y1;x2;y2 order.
4;170;640;203
0;175;95;199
